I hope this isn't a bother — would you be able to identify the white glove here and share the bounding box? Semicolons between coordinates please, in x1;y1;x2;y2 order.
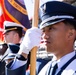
19;27;42;54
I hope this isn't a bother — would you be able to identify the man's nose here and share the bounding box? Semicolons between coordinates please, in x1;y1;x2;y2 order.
42;33;49;40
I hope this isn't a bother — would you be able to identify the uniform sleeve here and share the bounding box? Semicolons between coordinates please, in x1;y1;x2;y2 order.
5;59;27;75
9;58;27;69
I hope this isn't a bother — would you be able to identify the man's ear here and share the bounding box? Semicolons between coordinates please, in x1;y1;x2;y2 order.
14;33;18;38
68;29;76;39
69;32;73;37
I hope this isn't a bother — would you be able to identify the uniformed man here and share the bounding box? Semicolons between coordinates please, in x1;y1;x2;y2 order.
3;21;25;45
5;1;76;75
1;21;25;68
0;21;25;75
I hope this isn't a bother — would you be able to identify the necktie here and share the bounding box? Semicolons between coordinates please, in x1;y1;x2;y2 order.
51;63;58;75
45;61;58;75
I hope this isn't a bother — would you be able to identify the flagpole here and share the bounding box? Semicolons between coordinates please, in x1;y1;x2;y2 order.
30;0;40;75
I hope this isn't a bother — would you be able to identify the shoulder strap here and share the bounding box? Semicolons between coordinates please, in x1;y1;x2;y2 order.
57;54;76;75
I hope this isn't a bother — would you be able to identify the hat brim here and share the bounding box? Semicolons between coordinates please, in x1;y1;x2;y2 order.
3;27;18;34
40;19;65;29
3;30;11;34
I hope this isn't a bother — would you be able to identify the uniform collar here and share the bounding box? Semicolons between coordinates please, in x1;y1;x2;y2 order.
57;51;76;69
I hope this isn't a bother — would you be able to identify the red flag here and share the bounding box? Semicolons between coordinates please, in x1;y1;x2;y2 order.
0;1;4;42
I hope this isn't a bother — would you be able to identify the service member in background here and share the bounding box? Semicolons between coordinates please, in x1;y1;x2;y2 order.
0;21;25;75
2;21;25;64
3;21;25;45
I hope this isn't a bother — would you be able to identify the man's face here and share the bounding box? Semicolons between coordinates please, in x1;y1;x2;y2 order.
4;31;16;43
41;22;73;54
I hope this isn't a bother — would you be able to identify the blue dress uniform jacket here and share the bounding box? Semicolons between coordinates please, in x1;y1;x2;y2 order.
5;51;76;75
38;51;76;75
0;60;6;75
38;59;76;75
5;57;51;75
6;62;26;75
26;58;52;75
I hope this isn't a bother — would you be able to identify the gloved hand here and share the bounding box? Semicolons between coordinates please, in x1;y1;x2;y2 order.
19;27;42;54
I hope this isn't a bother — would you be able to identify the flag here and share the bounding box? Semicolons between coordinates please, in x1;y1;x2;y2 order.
0;1;4;42
1;0;31;30
24;0;54;20
0;0;31;42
